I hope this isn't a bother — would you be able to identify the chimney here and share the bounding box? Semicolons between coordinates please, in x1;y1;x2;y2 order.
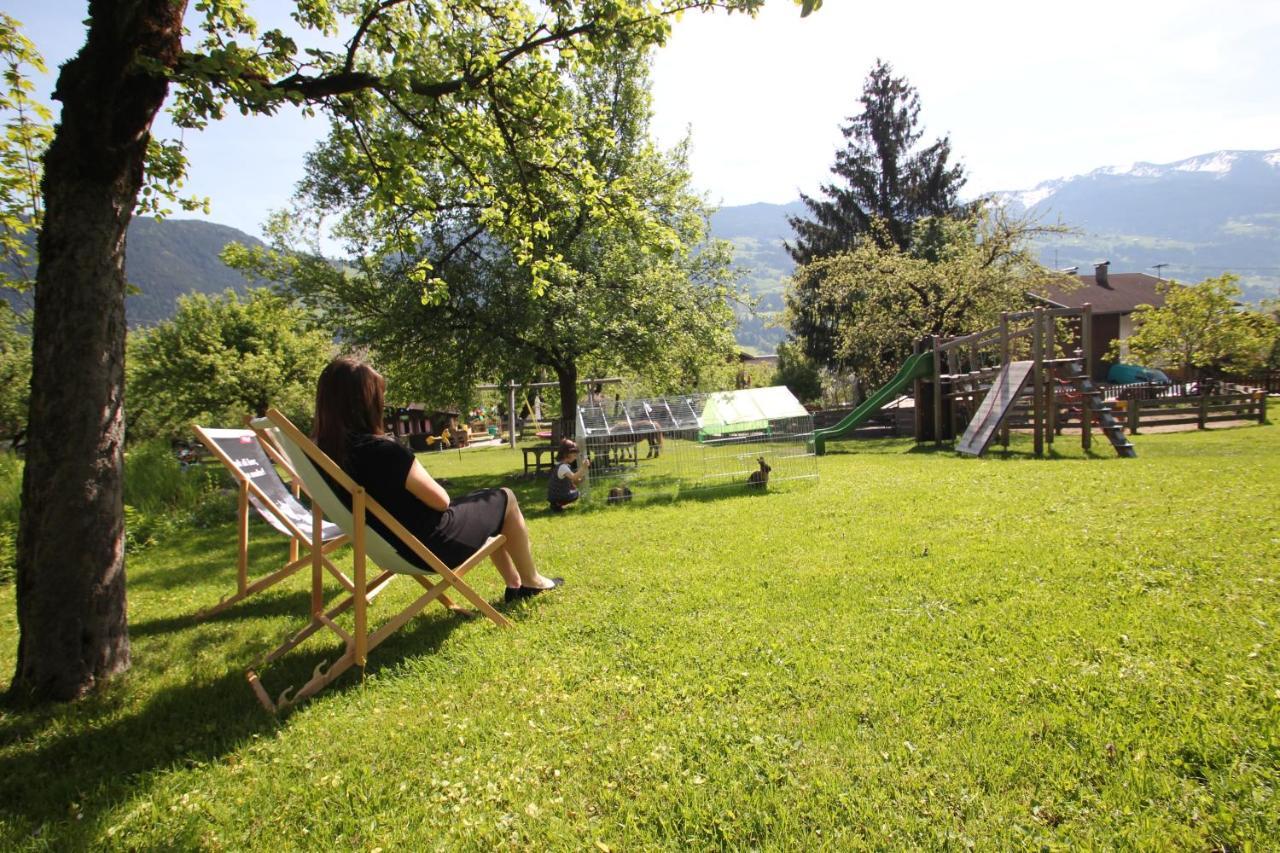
1094;260;1111;287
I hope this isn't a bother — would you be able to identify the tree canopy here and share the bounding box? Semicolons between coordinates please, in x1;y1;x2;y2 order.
127;288;334;442
785;208;1067;386
0;301;30;447
229;48;739;428
0;13;52;292
1112;274;1280;378
784;59;969;369
786;59;968;264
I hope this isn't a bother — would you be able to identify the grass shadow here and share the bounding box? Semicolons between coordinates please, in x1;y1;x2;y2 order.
902;442;957;456
128;588;318;639
124;528;298;594
0;602;474;831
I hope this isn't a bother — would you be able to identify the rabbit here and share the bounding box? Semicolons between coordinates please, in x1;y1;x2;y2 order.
607;485;633;503
746;457;772;488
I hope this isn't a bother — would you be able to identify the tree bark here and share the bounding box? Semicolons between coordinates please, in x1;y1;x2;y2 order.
555;362;579;440
9;0;185;703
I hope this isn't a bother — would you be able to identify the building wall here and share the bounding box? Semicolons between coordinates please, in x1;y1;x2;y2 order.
1091;314;1121;379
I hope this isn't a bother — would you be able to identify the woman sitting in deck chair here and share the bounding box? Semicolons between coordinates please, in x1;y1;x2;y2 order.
315;357;563;603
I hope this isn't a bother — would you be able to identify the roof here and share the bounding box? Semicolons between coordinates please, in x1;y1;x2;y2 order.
699;386;808;430
1029;272;1168;315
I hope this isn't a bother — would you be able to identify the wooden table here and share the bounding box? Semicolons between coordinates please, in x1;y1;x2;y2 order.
522;445;557;477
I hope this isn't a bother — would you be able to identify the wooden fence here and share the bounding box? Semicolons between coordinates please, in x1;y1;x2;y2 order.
1115;390;1267;433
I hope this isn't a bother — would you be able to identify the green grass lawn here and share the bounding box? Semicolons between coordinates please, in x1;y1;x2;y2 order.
2;425;1278;849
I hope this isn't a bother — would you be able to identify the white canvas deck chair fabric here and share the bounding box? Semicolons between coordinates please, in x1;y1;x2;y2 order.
247;409;511;713
192;426;350;619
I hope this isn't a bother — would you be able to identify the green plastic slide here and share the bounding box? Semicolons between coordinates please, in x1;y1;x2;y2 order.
812;352;933;455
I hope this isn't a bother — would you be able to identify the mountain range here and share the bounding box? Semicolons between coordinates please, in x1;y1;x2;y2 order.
711;148;1280;353
5;148;1275;353
2;218;265;327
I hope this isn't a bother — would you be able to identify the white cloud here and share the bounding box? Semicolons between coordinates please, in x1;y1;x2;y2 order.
651;0;1280;202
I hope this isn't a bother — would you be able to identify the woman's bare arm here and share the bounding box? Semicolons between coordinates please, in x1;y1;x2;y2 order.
405;460;451;511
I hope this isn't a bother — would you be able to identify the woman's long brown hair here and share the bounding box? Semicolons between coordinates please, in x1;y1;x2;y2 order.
313;357;386;468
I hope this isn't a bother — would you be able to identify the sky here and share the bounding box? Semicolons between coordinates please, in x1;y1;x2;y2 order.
7;0;1280;239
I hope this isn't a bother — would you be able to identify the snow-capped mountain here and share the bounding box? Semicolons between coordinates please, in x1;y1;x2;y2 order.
994;148;1280;300
997;148;1280;238
711;148;1280;351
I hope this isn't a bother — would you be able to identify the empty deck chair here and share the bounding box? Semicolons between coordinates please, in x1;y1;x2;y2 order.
246;409;511;713
192;426;351;619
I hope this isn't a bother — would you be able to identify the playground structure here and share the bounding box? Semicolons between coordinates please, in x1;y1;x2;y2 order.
577;386;818;501
813;304;1137;458
477;376;623;448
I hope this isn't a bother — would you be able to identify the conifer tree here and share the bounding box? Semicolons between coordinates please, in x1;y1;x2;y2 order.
785;60;967;368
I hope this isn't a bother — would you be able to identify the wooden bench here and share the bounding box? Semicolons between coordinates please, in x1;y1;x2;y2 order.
522;444;558;477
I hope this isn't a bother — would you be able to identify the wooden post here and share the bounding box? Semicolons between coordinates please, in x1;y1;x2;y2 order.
1260;391;1268;424
913;338;924;443
1081;389;1092;452
933;337;943;447
311;503;324;616
946;346;961;437
353;488;368;668
1081;303;1093;380
237;480;250;596
1198;385;1208;429
1081;304;1093;453
1032;307;1044;457
508;380;518;450
288;481;300;565
1129;396;1141;434
999;312;1010;449
1046;332;1056;446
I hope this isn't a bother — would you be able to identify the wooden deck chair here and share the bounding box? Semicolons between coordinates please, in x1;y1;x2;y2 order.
246;409;511;713
191;426;351;619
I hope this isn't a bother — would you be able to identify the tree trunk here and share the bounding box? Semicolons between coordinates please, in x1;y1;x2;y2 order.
555;362;579;441
10;1;185;703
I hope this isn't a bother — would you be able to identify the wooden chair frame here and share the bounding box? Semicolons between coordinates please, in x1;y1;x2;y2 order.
246;409;511;713
191;425;352;619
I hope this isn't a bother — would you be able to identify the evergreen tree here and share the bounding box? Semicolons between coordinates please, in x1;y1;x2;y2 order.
785;60;967;368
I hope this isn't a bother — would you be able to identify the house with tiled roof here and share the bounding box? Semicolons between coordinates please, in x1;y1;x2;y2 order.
1028;261;1168;379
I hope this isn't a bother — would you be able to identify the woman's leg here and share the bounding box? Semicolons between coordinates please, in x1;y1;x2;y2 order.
497;487;556;589
489;547;520;587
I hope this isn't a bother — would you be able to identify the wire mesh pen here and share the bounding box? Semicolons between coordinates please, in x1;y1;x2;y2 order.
575;386;818;502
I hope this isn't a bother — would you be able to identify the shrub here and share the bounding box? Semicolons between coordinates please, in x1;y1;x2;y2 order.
122;441;231;552
771;341;823;404
126;288;333;444
0;452;22;584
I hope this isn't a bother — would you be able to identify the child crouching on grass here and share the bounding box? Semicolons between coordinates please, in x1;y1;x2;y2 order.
548;438;589;512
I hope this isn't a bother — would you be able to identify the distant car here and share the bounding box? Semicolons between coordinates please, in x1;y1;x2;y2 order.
1107;363;1171;385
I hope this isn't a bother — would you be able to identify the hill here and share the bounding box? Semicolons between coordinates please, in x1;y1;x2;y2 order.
2;217;265;327
711;148;1280;354
709;201;803;354
996;148;1280;303
10;147;1276;348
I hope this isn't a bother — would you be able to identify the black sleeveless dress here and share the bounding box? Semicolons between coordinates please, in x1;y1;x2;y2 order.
337;433;508;570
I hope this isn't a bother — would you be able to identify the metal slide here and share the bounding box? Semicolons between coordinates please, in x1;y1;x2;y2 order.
812;352;933;455
955;360;1034;456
